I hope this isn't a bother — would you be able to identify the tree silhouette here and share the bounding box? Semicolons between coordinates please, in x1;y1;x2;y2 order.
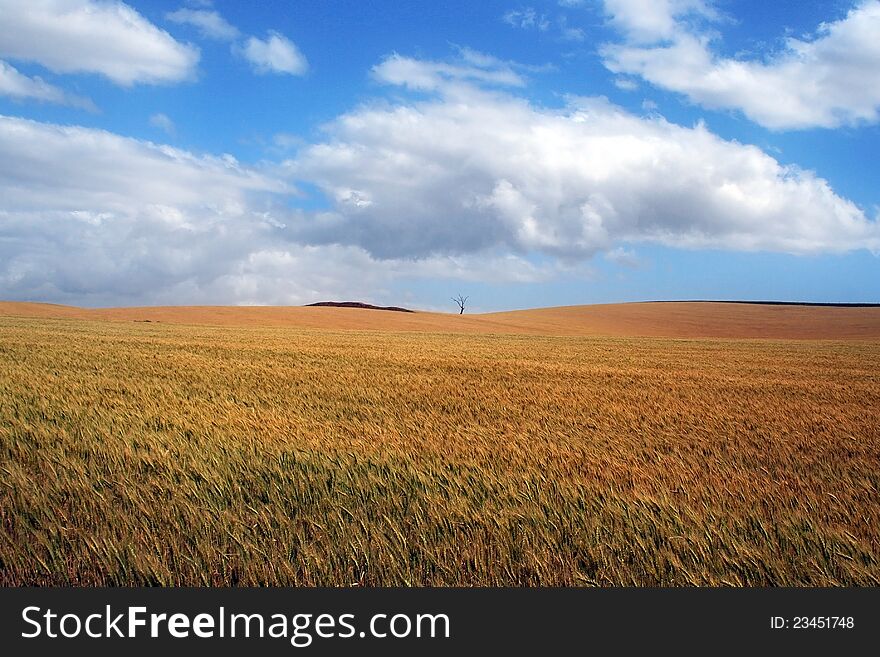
452;294;468;314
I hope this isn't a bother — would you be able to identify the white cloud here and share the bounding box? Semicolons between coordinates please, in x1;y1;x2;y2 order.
558;16;586;41
372;52;525;91
613;76;638;91
503;8;550;31
390;252;564;284
601;0;880;129
0;115;286;217
605;246;642;268
0;114;546;306
149;112;175;135
285;56;879;260
0;60;95;110
0;0;198;86
504;7;589;45
238;31;308;76
166;7;239;41
2;53;878;307
0;114;288;304
601;0;717;43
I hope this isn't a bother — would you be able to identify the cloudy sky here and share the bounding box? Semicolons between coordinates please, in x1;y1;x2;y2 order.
1;0;878;310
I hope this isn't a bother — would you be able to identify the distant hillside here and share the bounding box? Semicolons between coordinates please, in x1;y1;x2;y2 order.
305;301;414;312
651;300;880;308
2;300;880;340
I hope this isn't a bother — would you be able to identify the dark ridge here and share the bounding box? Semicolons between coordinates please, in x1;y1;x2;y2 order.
647;300;880;308
305;301;415;313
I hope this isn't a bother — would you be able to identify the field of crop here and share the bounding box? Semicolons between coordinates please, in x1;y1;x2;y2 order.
1;314;879;585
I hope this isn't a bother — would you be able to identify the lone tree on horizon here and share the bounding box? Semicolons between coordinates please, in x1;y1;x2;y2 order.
452;294;468;314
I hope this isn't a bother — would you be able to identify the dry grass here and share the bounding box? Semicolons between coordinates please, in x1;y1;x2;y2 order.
3;300;880;339
1;315;879;585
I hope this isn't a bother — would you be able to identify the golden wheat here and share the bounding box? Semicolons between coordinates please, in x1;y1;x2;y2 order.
1;316;878;585
4;300;880;339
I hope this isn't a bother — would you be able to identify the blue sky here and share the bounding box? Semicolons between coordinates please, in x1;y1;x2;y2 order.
1;0;878;310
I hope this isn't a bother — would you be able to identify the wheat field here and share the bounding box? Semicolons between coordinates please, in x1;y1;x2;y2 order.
4;299;880;339
1;306;879;585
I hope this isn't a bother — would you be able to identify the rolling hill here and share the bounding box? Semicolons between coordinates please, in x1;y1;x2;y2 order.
1;300;879;339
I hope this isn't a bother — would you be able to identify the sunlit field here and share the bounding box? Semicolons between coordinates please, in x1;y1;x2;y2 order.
1;310;878;585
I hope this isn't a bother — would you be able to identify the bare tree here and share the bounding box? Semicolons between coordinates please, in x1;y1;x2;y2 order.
452;294;468;314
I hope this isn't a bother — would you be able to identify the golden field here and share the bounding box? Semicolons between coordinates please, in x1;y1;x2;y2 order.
1;302;879;585
4;299;880;339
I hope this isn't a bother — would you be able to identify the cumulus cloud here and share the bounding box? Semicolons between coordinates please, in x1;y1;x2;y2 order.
0;0;198;86
0;116;287;212
0;114;549;306
238;31;308;75
601;0;718;43
284;56;879;261
2;53;878;307
166;7;240;41
0;114;289;304
166;7;311;82
600;0;880;129
0;60;95;110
